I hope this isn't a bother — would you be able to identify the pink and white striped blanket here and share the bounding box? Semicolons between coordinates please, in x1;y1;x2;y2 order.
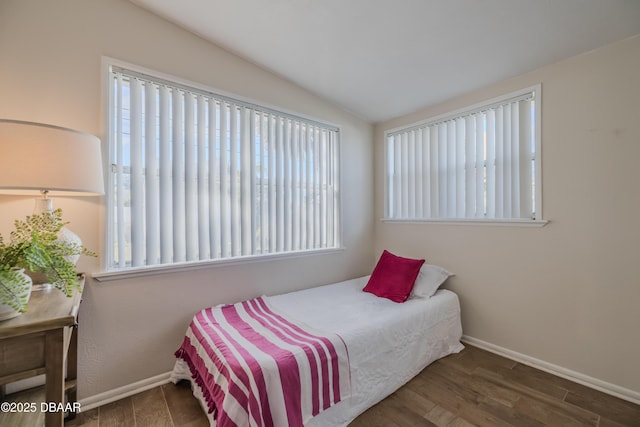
174;296;351;427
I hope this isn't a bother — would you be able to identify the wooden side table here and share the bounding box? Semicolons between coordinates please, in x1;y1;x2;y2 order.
0;274;84;427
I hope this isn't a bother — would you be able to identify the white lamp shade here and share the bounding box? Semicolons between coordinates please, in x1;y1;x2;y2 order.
0;119;104;196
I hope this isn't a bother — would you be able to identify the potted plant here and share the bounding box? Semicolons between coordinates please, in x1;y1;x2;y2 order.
0;209;95;318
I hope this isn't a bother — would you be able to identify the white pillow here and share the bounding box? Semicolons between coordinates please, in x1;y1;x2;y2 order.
410;264;454;298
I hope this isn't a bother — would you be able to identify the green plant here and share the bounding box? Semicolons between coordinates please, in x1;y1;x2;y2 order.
0;261;32;313
0;209;95;312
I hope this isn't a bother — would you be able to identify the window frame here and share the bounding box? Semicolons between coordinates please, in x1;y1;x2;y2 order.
383;85;546;227
96;57;343;281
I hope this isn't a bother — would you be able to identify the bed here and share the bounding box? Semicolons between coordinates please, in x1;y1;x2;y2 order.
171;272;463;427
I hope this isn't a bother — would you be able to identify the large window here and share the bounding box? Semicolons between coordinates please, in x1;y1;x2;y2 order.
105;63;341;271
385;86;542;223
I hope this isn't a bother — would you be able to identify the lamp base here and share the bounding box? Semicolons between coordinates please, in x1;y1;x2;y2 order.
33;197;54;214
33;194;82;265
59;226;82;265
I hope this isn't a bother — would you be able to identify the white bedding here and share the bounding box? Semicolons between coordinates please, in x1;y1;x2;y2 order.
172;275;463;426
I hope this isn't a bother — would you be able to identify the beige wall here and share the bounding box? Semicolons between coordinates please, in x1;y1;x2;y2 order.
0;0;374;398
374;35;640;395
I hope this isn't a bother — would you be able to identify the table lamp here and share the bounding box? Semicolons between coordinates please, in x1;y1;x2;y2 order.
0;119;104;280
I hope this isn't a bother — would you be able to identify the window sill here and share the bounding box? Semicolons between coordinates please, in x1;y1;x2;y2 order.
93;247;345;282
381;218;549;227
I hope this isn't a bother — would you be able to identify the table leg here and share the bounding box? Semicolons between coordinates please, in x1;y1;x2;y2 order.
45;328;64;427
66;323;78;420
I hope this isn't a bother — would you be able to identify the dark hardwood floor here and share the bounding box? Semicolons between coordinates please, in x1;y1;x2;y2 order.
351;345;640;427
3;345;639;426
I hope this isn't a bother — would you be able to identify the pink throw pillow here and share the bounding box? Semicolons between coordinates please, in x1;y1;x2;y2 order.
363;250;425;303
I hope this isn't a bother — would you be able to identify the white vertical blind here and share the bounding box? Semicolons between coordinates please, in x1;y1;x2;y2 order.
197;95;209;260
114;74;126;269
229;103;240;257
486;109;496;218
158;85;173;264
108;66;340;270
172;88;186;262
129;77;144;267
219;102;230;258
385;89;538;221
184;93;198;261
144;81;159;265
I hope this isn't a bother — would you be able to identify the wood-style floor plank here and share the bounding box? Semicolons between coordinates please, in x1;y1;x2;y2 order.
348;401;403;427
1;344;639;426
423;405;457;425
447;416;477;427
131;386;174;427
473;367;600;426
97;396;135;427
564;388;640;426
393;385;437;416
162;381;209;427
65;406;98;427
377;392;438;426
406;366;518;427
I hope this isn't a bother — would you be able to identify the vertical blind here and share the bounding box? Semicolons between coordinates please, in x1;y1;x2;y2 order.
385;90;538;221
108;66;340;270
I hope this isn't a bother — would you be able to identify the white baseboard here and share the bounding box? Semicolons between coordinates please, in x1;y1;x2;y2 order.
79;372;173;412
462;335;640;405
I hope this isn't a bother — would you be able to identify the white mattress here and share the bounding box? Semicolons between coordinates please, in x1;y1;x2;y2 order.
173;275;463;426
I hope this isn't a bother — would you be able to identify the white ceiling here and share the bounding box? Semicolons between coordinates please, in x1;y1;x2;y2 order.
130;0;640;123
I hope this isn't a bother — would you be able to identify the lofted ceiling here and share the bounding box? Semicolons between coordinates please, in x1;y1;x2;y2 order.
130;0;640;123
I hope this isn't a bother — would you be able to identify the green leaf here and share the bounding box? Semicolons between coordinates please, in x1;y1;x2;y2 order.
0;269;31;313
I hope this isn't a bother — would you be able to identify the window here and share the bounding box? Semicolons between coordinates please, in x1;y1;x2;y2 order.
385;86;542;223
105;63;341;271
